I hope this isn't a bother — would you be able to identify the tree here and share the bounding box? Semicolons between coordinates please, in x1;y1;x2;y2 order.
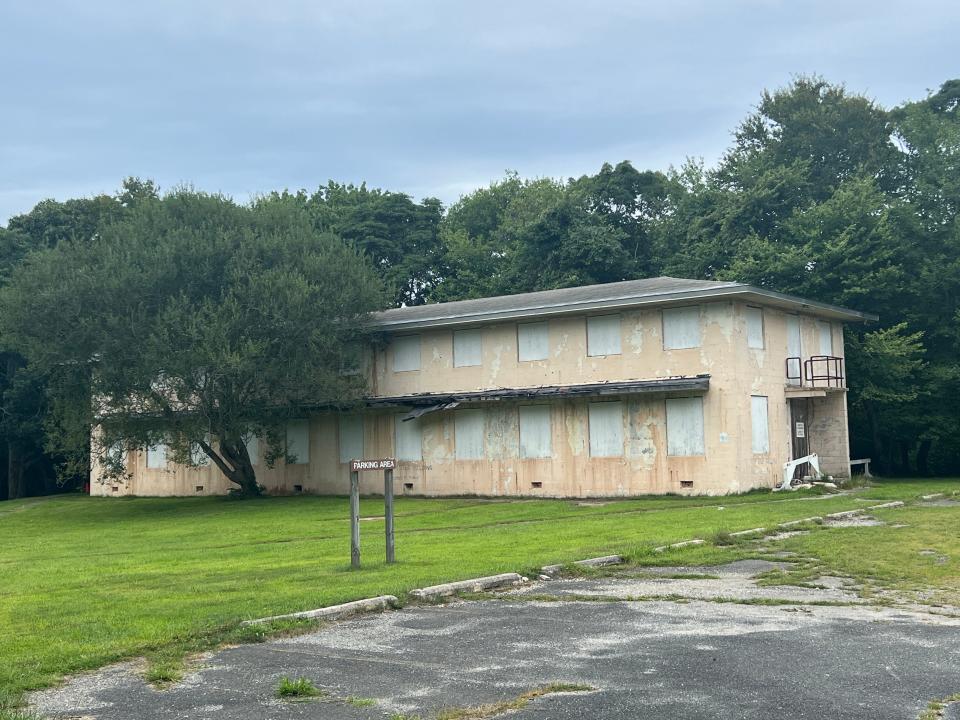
431;167;669;301
0;191;386;496
257;182;442;307
0;183;149;500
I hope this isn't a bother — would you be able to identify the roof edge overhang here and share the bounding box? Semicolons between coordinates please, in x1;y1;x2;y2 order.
365;375;710;412
372;285;876;332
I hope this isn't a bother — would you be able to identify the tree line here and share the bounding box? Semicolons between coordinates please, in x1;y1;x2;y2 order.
1;75;957;499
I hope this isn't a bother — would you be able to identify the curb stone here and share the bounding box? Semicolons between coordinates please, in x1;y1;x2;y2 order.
409;573;527;600
867;501;904;510
653;538;705;553
777;516;823;528
729;527;766;537
541;554;623;575
242;595;398;625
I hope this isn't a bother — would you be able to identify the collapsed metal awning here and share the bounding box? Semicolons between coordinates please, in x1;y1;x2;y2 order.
370;375;710;421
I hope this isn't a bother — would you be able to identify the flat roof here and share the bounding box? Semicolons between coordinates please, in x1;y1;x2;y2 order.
373;276;877;331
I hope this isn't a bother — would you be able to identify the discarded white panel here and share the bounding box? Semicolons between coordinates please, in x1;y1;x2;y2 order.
453;329;482;367
662;307;701;349
746;306;764;349
666;397;705;456
286;419;310;464
587;314;621;356
588;401;624;457
338;415;365;463
817;320;833;355
519;405;552;459
395;414;423;461
392;335;421;372
146;443;167;469
787;315;802;385
517;321;549;361
455;409;484;459
751;396;769;454
244;434;260;465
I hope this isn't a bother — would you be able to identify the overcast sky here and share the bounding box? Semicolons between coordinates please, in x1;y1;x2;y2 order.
1;1;956;223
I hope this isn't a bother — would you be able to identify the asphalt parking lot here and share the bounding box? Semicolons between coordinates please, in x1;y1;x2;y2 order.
30;559;960;720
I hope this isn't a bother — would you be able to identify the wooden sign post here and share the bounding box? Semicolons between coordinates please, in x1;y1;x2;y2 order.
348;458;397;568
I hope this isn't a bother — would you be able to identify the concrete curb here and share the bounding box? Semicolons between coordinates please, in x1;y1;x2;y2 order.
922;494;944;500
729;527;766;537
541;554;623;575
242;595;398;626
653;538;705;553
825;509;865;519
777;516;823;528
867;501;904;510
409;573;527;600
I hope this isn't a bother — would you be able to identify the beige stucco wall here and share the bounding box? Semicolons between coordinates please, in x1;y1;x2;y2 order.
92;300;851;498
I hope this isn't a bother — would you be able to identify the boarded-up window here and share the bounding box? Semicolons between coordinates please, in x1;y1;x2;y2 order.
395;415;423;461
146;443;167;469
392;335;421;372
455;409;484;459
453;329;482;367
338;415;365;463
817;320;833;355
666;397;705;456
746;306;764;349
286;420;310;464
519;405;552;459
663;307;701;349
244;434;259;466
751;396;769;454
588;401;623;457
587;315;621;356
518;321;549;361
786;315;802;385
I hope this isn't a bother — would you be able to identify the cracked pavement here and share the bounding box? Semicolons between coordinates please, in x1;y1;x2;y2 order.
29;560;960;720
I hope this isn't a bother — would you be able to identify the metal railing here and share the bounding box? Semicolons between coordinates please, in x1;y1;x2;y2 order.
785;356;845;388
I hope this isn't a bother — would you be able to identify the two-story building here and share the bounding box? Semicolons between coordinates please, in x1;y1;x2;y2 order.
91;277;876;497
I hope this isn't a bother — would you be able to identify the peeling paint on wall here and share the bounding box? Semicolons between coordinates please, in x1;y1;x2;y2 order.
564;404;586;457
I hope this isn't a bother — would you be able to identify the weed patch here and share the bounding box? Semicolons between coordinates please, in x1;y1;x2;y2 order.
276;676;326;699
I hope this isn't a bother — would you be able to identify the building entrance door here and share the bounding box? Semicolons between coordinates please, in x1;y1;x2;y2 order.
790;398;810;479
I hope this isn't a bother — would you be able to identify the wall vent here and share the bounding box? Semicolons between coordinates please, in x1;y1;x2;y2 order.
403;482;414;491
293;484;303;493
531;481;543;489
680;480;694;488
195;485;204;492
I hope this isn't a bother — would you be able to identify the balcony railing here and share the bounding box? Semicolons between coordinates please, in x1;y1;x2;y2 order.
785;356;845;388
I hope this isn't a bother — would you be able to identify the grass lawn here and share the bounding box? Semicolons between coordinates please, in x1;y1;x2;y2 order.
1;478;958;708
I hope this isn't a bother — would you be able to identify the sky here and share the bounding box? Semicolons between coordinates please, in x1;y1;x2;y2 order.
1;0;957;224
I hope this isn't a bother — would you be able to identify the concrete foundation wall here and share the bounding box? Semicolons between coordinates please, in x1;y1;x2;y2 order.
92;300;851;497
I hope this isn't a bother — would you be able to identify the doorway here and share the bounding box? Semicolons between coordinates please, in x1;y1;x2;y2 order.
789;398;810;479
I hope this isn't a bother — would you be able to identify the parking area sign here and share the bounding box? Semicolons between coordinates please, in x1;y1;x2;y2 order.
350;458;396;471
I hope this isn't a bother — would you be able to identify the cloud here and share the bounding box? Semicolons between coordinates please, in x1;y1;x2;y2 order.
1;0;957;222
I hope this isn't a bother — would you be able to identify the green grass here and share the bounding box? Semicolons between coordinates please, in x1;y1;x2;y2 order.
275;676;325;699
0;478;957;705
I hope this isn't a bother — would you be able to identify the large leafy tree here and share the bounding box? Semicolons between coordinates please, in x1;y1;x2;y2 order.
0;191;386;496
431;166;672;301
0;180;155;500
258;182;442;307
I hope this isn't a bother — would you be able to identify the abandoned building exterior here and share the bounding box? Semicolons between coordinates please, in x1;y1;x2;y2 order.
91;277;876;498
